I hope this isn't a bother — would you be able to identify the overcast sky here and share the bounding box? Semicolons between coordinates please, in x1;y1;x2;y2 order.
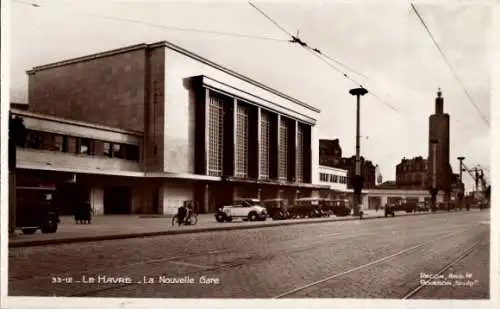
9;0;494;192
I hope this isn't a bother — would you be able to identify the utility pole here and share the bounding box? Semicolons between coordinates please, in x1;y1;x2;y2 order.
457;156;465;210
349;87;368;216
430;139;439;211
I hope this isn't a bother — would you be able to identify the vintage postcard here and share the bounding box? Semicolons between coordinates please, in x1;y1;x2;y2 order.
1;0;497;308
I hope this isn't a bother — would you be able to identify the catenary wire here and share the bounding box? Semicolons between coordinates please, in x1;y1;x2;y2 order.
249;0;369;81
249;1;401;113
13;0;288;43
248;1;295;38
410;3;490;127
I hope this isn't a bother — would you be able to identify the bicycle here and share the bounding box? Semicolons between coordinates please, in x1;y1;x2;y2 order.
172;213;198;226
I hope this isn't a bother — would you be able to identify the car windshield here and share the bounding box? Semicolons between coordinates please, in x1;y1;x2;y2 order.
241;199;259;206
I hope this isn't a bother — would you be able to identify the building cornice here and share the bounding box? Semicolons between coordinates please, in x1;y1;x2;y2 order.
26;44;148;74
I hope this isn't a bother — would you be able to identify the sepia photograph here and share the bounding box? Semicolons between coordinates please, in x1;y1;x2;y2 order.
1;0;497;308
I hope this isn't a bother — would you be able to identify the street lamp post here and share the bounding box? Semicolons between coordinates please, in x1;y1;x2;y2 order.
349;87;368;216
430;139;439;212
457;156;465;210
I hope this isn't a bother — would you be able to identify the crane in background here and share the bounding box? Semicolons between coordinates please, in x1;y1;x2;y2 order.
462;163;490;209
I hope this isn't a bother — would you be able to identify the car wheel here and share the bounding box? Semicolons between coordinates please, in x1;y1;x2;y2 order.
22;228;37;235
248;212;258;222
41;218;58;233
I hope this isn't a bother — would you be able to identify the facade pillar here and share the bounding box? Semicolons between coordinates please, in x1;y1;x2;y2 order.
90;187;104;216
381;195;388;206
204;89;210;175
232;98;238;176
256;107;262;179
276;114;281;180
158;184;169;215
361;194;369;209
247;105;259;179
222;97;236;176
194;183;210;214
203;184;209;213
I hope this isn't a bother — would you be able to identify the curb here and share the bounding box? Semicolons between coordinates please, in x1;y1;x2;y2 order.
8;210;468;248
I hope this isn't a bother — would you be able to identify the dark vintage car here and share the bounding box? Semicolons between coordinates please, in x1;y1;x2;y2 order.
387;200;418;213
416;201;430;212
288;198;325;219
16;186;60;234
326;199;352;217
262;198;290;220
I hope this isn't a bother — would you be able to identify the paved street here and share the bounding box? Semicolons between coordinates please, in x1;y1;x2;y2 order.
8;210;489;299
8;209;390;247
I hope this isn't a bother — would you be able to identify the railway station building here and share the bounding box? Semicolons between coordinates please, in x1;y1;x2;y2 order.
12;41;328;215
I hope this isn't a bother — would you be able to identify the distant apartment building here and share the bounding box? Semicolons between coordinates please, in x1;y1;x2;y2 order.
12;41;328;215
319;139;342;166
318;139;376;190
395;156;428;189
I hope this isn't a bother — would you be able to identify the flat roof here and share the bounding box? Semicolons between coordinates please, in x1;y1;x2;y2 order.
10;108;143;137
27;40;320;113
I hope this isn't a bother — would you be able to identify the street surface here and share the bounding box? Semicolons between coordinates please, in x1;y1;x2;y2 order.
9;210;489;299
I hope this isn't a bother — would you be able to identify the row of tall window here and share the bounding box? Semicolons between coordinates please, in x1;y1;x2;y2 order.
235;105;249;177
23;129;140;161
208;94;225;176
319;172;348;184
206;90;306;181
278;118;289;180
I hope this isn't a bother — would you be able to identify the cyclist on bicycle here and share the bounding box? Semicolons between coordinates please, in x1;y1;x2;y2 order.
184;202;194;225
177;202;187;226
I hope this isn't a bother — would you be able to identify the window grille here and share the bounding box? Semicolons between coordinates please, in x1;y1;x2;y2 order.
296;126;304;182
208;93;224;176
279;118;288;180
235;104;249;177
260;112;270;179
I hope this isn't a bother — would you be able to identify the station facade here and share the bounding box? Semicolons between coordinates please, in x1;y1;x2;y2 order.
14;41;328;215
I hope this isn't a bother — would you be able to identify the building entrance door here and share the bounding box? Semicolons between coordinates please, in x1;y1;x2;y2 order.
57;183;90;215
104;187;132;214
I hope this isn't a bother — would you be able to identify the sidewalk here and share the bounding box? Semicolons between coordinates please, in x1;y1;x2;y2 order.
8;209;435;248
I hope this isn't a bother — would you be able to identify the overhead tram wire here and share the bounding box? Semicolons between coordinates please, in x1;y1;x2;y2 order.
249;1;401;113
249;1;369;81
13;0;288;43
410;3;490;127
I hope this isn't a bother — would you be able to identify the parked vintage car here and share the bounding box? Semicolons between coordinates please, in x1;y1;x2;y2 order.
288;197;325;219
262;198;290;220
388;200;418;213
215;198;267;223
328;199;352;217
416;201;430;212
16;186;60;234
